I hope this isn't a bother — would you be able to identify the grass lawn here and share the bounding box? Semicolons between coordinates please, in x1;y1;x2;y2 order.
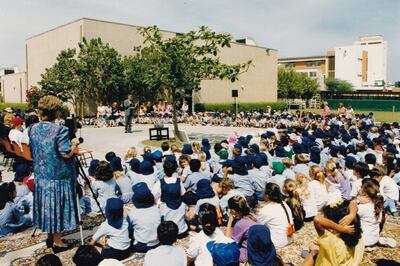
142;138;184;148
303;108;400;123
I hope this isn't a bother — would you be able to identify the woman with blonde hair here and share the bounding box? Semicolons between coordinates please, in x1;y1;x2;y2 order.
29;96;79;252
308;166;328;211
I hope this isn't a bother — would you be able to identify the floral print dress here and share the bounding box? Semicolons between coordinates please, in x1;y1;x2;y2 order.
29;122;78;233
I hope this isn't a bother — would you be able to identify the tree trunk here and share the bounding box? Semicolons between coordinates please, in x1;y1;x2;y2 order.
171;87;182;142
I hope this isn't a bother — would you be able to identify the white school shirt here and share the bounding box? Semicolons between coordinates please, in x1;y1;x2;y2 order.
282;168;296;181
152;176;186;202
258;201;294;248
358;202;381;246
92;218;131;250
195;196;220;215
91;179;118;210
292;164;310;177
350;179;363;198
159;202;188;234
144;245;187;266
116;175;133;204
379;175;399;201
187;228;233;266
249;168;268;193
299;189;318;219
8;129;23;149
220;189;244;212
128;205;161;246
308;180;327;210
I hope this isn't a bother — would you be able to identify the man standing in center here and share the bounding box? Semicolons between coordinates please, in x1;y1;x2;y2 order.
124;95;135;133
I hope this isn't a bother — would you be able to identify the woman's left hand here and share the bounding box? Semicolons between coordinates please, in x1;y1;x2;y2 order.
339;214;354;226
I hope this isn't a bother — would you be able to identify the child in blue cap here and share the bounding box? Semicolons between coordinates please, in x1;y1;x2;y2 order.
128;182;161;253
152;159;188;238
90;198;131;260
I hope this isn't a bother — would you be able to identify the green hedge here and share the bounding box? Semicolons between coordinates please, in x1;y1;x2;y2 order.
325;99;400;112
195;102;288;112
0;103;29;111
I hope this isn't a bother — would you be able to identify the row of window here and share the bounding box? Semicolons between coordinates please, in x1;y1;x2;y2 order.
284;60;322;68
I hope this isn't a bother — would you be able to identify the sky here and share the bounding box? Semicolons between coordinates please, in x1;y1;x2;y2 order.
0;0;399;80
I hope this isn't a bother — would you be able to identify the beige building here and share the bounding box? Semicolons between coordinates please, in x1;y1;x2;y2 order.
278;52;335;91
25;18;277;107
0;72;27;103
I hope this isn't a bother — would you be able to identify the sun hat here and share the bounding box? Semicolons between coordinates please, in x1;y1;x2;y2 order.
11;117;24;127
14;163;30;182
247;225;276;266
110;156;123;172
195;179;215;199
88;159;100;176
105;198;124;229
272;161;284;174
218;149;229;160
139;159;154;175
129;158;141;173
132;182;154;208
182;144;193;155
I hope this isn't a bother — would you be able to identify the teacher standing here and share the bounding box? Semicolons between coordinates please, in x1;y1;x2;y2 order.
124;95;135;133
29;96;79;253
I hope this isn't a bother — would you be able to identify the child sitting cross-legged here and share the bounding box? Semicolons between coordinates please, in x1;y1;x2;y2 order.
0;182;32;237
128;182;161;253
91;161;118;213
152;158;188;238
144;221;187;266
90;198;131;260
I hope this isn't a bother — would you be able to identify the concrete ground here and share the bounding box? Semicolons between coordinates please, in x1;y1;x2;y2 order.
2;123;259;183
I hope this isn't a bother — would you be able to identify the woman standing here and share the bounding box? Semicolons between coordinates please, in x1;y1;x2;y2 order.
29;96;79;252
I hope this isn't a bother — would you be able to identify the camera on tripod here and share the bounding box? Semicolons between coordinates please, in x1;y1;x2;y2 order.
65;114;83;143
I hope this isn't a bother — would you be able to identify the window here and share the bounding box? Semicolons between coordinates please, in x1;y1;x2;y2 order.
285;63;295;68
309;72;317;77
305;61;321;67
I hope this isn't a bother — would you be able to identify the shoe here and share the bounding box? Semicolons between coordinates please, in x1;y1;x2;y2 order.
45;239;53;248
52;244;72;253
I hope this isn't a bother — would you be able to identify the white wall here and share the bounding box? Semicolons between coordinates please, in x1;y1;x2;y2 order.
335;45;363;89
0;72;27;103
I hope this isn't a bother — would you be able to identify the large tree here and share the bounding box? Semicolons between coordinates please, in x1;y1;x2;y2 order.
39;38;126;117
133;25;252;140
39;49;82;113
278;67;319;99
325;78;354;92
78;38;126;105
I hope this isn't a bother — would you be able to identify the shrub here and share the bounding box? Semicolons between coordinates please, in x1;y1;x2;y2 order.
195;102;287;112
0;103;29;112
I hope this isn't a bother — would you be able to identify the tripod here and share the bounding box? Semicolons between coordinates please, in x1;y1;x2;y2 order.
31;156;105;245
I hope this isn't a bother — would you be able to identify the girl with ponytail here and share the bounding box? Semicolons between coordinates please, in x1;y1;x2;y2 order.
187;203;233;266
283;179;305;230
225;196;258;263
258;183;294;248
357;179;384;246
308;166;328;211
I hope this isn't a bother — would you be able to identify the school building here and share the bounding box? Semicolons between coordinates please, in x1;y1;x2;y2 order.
3;18;278;106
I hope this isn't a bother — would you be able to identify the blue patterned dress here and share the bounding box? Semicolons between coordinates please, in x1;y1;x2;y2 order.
29;122;78;233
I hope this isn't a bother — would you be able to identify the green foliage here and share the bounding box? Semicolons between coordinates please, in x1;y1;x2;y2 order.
278;68;319;99
39;38;125;115
39;49;81;109
133;25;252;138
324;78;354;92
78;38;126;104
195;102;287;112
26;86;45;108
0;103;29;111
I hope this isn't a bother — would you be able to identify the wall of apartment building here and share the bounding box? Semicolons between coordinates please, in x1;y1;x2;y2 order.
335;45;364;89
26;19;83;90
0;72;27;103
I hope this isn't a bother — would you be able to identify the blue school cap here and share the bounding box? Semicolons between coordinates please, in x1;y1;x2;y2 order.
14;163;30;182
89;159;100;176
